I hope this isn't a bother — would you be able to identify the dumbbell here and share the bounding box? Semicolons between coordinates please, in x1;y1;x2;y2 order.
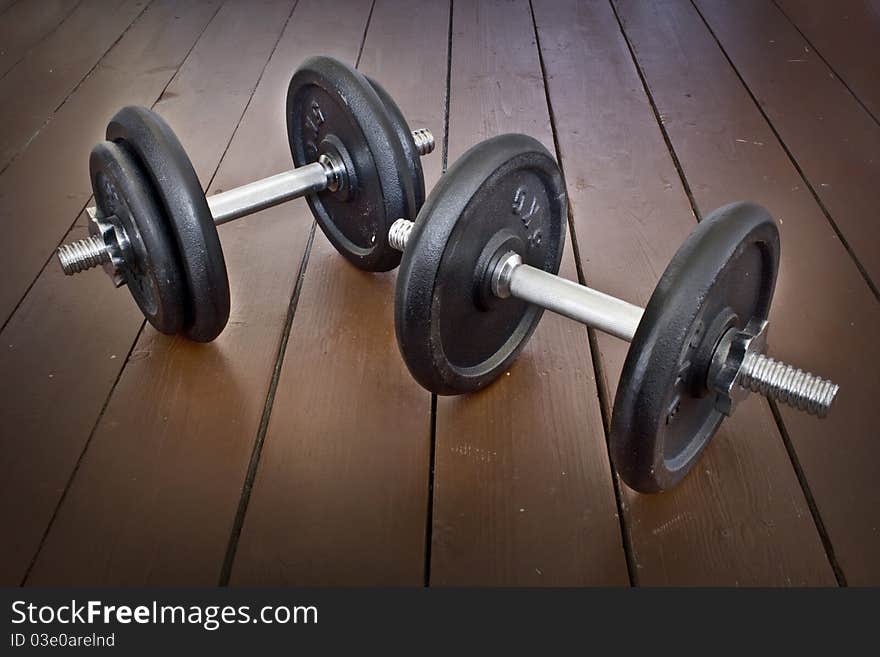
387;133;839;492
55;56;434;342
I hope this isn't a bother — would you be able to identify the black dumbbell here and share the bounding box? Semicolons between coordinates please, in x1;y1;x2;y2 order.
387;133;839;493
56;56;435;342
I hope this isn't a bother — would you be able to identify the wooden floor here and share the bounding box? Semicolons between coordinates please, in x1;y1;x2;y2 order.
0;0;877;586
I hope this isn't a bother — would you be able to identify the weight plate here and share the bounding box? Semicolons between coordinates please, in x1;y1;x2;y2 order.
610;202;779;493
395;134;566;394
366;76;426;211
106;106;230;342
287;56;419;271
90;141;186;334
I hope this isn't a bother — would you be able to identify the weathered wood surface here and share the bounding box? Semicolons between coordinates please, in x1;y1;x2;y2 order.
1;0;873;586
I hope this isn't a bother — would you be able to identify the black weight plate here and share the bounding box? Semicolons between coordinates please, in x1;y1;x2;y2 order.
395;134;566;395
106;106;229;342
287;56;418;272
366;76;426;211
90;141;186;334
610;202;779;493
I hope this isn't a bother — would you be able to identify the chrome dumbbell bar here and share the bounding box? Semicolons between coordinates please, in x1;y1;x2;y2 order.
388;218;839;418
57;129;435;275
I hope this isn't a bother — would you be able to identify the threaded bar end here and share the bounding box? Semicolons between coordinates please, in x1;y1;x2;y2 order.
740;352;839;418
388;218;414;252
57;235;111;275
411;128;435;156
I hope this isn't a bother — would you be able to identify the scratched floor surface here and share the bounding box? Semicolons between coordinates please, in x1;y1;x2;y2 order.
0;0;877;586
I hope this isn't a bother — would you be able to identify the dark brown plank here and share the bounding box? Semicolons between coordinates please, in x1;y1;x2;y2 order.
8;0;296;586
615;0;880;584
535;0;833;585
0;0;148;171
26;0;369;586
0;0;78;78
776;0;880;122
0;217;145;587
428;0;628;586
0;0;225;587
0;0;222;330
229;0;449;587
694;0;880;290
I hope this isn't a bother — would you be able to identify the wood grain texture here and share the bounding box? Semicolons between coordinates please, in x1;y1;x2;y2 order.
0;0;148;171
695;0;880;289
229;0;449;587
23;0;304;586
0;0;222;329
0;0;872;587
535;0;833;586
776;0;880;122
0;216;145;586
0;0;79;78
0;1;20;18
0;0;225;587
615;0;879;584
428;0;628;586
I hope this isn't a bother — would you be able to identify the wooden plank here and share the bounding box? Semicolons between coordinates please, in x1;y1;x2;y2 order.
0;0;222;330
0;1;19;17
0;0;78;78
614;0;880;584
2;0;293;586
694;0;880;290
427;0;628;586
0;0;224;587
229;0;449;587
25;0;370;586
535;0;834;585
776;0;880;122
0;217;145;586
0;0;148;171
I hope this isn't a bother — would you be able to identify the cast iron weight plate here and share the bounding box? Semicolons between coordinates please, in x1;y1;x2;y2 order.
366;76;426;212
610;202;780;493
395;134;566;395
107;106;230;343
90;141;186;335
286;56;421;272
